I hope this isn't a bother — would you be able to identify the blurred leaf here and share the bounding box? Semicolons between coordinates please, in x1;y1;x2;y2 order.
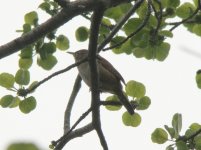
176;141;188;150
0;73;15;88
167;0;180;8
41;42;56;54
75;26;89;42
155;42;170;61
24;11;38;25
56;35;69;50
123;18;142;35
37;54;57;70
9;97;21;108
6;142;39;150
193;24;201;36
159;30;173;38
19;58;33;69
172;113;182;137
105;95;122;111
166;145;174;150
151;128;168;144
176;2;195;19
20;46;33;59
28;81;39;93
19;96;37;114
133;47;145;58
126;80;146;98
15;69;30;85
122;112;141;127
195;135;201;150
196;71;201;89
0;95;14;108
104;6;123;21
23;24;31;33
136;96;151;110
164;125;175;139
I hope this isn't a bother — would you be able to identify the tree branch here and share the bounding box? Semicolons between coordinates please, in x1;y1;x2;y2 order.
0;0;132;59
63;75;82;133
88;4;108;150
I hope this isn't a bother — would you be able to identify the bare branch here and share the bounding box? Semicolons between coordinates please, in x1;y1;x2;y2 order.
64;75;82;133
88;4;108;150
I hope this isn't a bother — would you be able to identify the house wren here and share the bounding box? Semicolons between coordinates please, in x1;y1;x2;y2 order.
68;49;134;115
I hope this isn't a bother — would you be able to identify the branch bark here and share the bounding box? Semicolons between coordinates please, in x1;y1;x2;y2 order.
0;0;132;59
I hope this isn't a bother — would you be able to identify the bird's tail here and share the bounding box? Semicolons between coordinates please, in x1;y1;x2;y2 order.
117;91;134;115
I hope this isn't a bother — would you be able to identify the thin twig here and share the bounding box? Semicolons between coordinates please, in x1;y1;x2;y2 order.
26;57;87;94
98;0;145;52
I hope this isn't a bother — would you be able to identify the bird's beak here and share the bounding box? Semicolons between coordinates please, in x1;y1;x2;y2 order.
67;51;74;55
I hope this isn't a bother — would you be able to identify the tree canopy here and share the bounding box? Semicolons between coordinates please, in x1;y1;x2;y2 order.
1;0;201;150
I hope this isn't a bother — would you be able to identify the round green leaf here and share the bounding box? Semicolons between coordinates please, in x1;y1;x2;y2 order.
151;128;168;144
176;141;188;150
125;80;146;98
24;11;38;25
155;42;170;61
122;112;141;127
164;125;175;139
0;73;15;88
193;24;201;36
136;96;151;110
0;95;14;108
123;18;142;35
189;123;201;131
19;96;37;114
105;95;122;111
196;71;201;89
104;6;123;21
9;97;21;108
111;36;126;54
195;135;201;150
176;2;195;19
39;2;51;12
19;58;33;69
37;54;57;70
75;27;89;42
56;35;69;50
133;47;145;58
20;46;33;58
23;24;31;33
159;30;173;38
41;42;56;54
15;69;30;85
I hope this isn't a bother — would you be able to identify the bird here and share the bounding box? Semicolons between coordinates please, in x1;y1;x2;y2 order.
68;49;134;115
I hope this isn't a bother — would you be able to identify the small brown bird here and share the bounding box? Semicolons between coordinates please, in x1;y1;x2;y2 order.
68;49;134;115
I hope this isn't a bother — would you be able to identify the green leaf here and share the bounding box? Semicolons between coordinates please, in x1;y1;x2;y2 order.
151;128;168;144
20;46;33;58
0;95;14;108
39;2;51;12
125;80;146;98
105;95;122;111
19;96;37;114
19;58;33;69
136;96;151;110
155;42;170;61
75;27;89;42
9;97;21;108
159;30;173;38
7;142;39;150
104;6;123;21
133;47;145;58
122;112;141;127
41;42;56;54
56;35;69;50
111;36;126;54
195;135;201;150
0;73;15;88
176;2;195;19
23;24;31;33
164;125;175;139
196;71;201;89
166;145;174;150
123;18;142;35
193;24;201;36
15;69;30;85
176;141;188;150
24;11;38;25
172;113;182;137
28;81;39;93
189;123;201;132
167;0;180;8
37;54;57;70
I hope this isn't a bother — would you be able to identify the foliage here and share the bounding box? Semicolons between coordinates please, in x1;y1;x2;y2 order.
0;0;201;149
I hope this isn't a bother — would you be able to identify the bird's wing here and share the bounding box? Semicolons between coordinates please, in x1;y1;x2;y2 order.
97;55;126;85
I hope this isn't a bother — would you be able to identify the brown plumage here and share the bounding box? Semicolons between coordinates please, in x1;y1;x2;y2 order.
68;49;134;115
